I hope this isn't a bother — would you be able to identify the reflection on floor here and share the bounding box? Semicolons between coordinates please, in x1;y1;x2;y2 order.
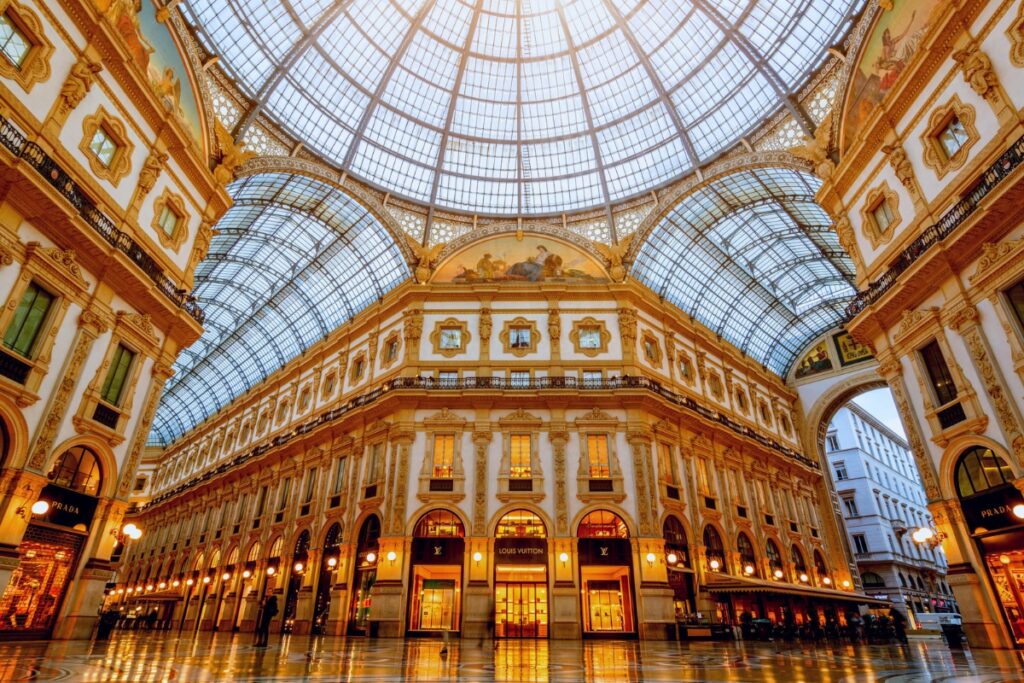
1;631;1024;682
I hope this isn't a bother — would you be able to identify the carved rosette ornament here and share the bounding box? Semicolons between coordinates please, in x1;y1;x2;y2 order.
549;430;570;535
27;329;98;470
472;431;491;536
58;57;102;119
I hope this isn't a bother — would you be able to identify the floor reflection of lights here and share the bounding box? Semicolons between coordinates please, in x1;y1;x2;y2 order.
0;632;1023;682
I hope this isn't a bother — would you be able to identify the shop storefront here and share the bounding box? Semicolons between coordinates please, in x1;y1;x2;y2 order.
494;510;549;638
348;515;380;636
662;517;694;620
312;523;341;635
282;530;310;633
954;446;1024;647
407;510;464;635
577;510;636;637
0;447;101;639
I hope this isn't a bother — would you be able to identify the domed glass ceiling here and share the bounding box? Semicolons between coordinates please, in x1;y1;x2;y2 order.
184;0;863;215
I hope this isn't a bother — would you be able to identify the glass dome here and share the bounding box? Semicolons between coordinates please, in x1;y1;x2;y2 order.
185;0;863;215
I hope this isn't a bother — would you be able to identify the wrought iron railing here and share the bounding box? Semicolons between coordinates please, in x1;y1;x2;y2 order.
0;116;204;323
847;133;1024;317
142;374;819;510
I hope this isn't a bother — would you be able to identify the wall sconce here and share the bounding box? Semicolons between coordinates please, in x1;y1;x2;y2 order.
222;572;231;582
126;587;133;594
116;588;124;595
645;552;656;568
111;522;143;545
242;570;252;579
709;559;720;571
326;557;337;570
799;573;809;583
366;552;377;564
15;499;49;519
822;577;831;586
158;582;167;590
185;578;194;587
146;584;154;591
841;580;851;589
202;576;210;585
294;562;304;574
743;564;754;576
1012;504;1024;519
666;553;678;565
559;552;569;567
773;569;784;579
472;551;482;566
172;580;180;588
387;551;398;566
266;566;276;576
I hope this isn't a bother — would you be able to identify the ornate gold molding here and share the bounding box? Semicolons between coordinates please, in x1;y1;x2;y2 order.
0;0;53;93
859;182;902;248
150;187;190;252
498;316;539;357
56;55;101;121
429;317;470;358
920;95;979;181
1009;1;1024;67
568;317;610;357
80;106;134;186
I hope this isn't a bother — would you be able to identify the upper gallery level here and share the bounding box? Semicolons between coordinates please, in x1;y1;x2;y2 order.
0;0;232;341
148;232;808;499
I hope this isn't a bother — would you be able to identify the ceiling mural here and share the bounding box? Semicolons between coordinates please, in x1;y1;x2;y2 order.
432;234;608;283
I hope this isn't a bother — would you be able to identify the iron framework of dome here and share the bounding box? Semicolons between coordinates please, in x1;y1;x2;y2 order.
183;0;864;216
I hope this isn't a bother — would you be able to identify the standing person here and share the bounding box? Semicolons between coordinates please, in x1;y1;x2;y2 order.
890;607;908;643
254;595;278;647
146;607;159;630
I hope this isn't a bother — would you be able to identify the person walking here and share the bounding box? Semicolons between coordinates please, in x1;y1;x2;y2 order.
254;595;278;647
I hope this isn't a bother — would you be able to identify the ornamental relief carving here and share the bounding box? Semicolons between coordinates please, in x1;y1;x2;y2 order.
57;56;102;120
0;1;54;93
959;325;1024;466
970;239;1024;286
80;107;134;186
887;377;940;500
1009;1;1024;67
920;96;979;181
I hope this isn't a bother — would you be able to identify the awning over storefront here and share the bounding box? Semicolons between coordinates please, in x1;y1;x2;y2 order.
704;574;891;606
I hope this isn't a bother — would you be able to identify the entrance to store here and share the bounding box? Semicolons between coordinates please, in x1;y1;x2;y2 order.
580;570;632;633
495;572;548;638
576;511;636;638
410;571;459;631
0;525;84;639
406;510;465;636
347;515;381;636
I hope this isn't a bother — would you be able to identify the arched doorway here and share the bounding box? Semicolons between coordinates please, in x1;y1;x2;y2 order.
577;510;635;637
407;509;465;635
494;509;548;638
663;517;694;619
766;539;784;580
282;530;310;633
0;446;102;639
348;515;380;635
954;446;1024;647
703;525;725;573
312;523;341;635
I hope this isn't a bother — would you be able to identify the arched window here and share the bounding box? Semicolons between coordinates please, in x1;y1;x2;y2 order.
414;510;465;537
269;536;284;559
862;572;886;588
496;509;546;538
737;533;757;575
578;510;629;538
899;572;907;587
813;549;829;578
293;529;311;558
791;545;807;573
356;515;381;551
703;525;725;571
766;539;784;577
48;445;102;496
324;523;342;550
955;446;1014;498
663;517;689;567
246;542;262;563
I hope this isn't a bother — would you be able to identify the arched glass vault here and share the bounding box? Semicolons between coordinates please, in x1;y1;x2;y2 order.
184;0;864;215
632;167;855;374
148;173;409;445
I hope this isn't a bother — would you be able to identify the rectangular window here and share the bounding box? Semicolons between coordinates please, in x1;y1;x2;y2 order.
3;282;54;358
89;127;118;167
843;497;859;516
367;442;383;483
587;434;610;478
1006;280;1024;335
332;457;347;494
853;534;869;554
439;327;462;349
438;371;458;386
510;433;531;478
834;461;848;481
303;468;316;503
255;485;268;517
133;476;146;492
157;205;180;238
938;116;969;159
920;340;958;405
99;344;135;406
582;370;602;387
826;434;840;452
658;443;674;483
432;434;455;478
0;13;30;68
510;370;529;387
509;327;531;348
235;493;248;522
871;198;895;233
277;477;291;511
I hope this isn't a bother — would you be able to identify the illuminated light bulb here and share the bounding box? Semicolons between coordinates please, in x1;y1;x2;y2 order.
185;578;194;586
294;562;304;573
773;569;784;579
559;552;569;563
116;588;124;594
366;552;377;564
744;564;755;575
222;573;231;581
327;557;337;568
1014;504;1024;520
126;587;133;594
645;552;657;566
1001;554;1012;565
266;566;276;576
387;551;398;563
799;573;809;583
146;584;154;591
31;500;50;515
667;553;678;565
158;582;167;589
841;580;851;588
172;580;180;587
202;576;211;584
709;559;720;571
822;577;832;585
242;570;252;579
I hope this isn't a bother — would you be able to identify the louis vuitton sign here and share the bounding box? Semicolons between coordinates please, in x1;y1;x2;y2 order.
411;537;465;565
578;538;631;565
494;538;547;564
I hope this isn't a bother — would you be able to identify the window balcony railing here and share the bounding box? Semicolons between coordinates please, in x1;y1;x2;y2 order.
847;133;1024;317
0;115;204;324
144;374;819;509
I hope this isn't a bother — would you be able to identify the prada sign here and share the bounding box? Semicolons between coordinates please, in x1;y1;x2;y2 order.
578;538;631;565
963;485;1024;533
494;538;547;564
37;484;98;530
411;537;465;565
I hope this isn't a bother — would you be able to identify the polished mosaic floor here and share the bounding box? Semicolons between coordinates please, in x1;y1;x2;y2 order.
1;631;1023;682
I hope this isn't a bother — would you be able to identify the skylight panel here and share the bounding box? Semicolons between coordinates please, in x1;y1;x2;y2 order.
290;0;335;28
576;30;635;89
586;66;658;128
627;0;696;54
351;143;435;203
346;0;412;55
402;31;462;92
520;56;578;102
319;15;391;86
520;9;567;57
672;40;748;126
690;72;773;159
524;135;596;178
562;0;614;47
436;175;517;213
422;0;474;47
604;136;688;200
442;138;517;177
523;173;603;213
381;69;453;131
472;11;518;58
460;57;517;102
650;14;721;93
595;105;674;165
